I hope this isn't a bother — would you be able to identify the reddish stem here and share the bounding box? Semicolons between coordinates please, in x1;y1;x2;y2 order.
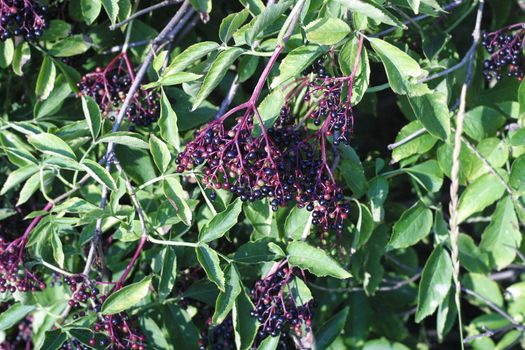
114;235;147;290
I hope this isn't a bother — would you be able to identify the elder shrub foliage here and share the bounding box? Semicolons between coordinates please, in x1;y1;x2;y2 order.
0;0;525;349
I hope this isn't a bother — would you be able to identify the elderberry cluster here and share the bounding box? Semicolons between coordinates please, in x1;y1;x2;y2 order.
481;25;525;81
303;59;354;145
198;316;235;350
77;53;160;128
177;55;354;233
0;236;45;293
0;302;33;350
63;275;145;350
250;263;314;347
0;0;47;41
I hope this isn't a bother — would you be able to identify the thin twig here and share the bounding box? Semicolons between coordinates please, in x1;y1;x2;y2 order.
110;0;182;30
462;287;525;331
372;0;464;37
464;325;514;343
215;75;240;119
387;128;427;150
308;272;421;293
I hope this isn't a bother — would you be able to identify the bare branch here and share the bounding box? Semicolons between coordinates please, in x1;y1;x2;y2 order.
110;0;183;30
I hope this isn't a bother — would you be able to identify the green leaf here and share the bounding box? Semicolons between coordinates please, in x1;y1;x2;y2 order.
0;164;39;195
220;9;250;43
479;196;521;270
243;200;272;236
81;96;101;140
35;56;57;101
519;78;525;118
196;243;225;291
17;172;41;206
457;172;506;223
407;92;450;140
246;1;291;45
368;37;422;95
339;37;370;104
165;41;220;74
101;276;152;315
149;134;171;173
392;121;438;163
159;247;177;300
257;335;281;350
415;245;452;322
192;47;244;110
81;159;117;191
101;0;119;24
234;239;280;264
510;154;525;191
436;290;457;341
51;232;64;268
336;0;403;26
162;178;193;226
458;234;489;274
98;132;149;149
463;106;506;142
48;35;91;57
315;307;350;350
403;160;444;192
253;88;286;136
0;38;14;68
407;0;421;13
288;241;351;279
363;338;411;350
233;289;259;350
147;72;202;88
463;273;504;307
28;133;77;160
271;45;325;88
367;176;389;222
0;303;36;331
81;0;101;24
238;55;259;83
159;89;180;151
388;202;432;249
40;329;67;350
34;75;72;118
163;178;192;226
284;206;312;240
199;198;242;242
239;0;265;15
288;277;313;305
306;17;351;45
510;128;525;146
213;265;242;325
12;42;30;76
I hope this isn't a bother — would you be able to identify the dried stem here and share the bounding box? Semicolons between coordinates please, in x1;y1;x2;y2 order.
448;2;484;348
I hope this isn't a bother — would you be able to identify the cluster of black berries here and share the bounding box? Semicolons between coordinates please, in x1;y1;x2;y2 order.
176;57;352;233
0;236;46;293
0;0;47;41
63;275;145;350
301;58;354;145
198;316;236;350
0;302;33;350
77;53;160;129
250;262;314;348
481;24;525;81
